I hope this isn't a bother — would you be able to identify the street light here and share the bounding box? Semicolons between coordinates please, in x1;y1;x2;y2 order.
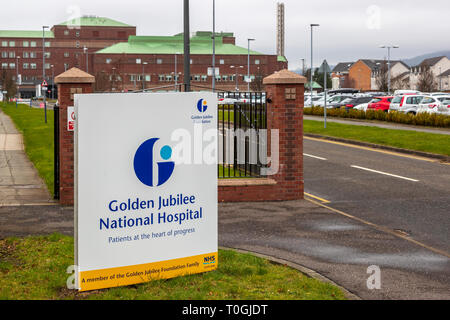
142;62;148;90
42;25;49;123
310;24;319;106
379;45;399;94
247;38;255;92
230;65;244;91
83;46;89;73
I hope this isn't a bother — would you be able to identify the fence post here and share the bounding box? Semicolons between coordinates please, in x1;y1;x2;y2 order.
54;67;95;205
263;69;306;200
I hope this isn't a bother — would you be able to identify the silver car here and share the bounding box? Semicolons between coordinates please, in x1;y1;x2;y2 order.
389;95;425;115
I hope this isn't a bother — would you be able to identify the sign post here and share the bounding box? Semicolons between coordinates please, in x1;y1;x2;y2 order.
74;92;218;291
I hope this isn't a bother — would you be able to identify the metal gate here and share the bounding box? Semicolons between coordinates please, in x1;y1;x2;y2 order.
218;92;267;178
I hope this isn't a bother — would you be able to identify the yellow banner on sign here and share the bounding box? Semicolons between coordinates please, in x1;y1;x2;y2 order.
78;252;218;291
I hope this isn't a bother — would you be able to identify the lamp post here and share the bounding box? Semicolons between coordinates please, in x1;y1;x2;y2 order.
16;56;20;100
310;24;319;106
175;52;181;91
247;38;255;92
212;0;216;92
379;45;399;94
142;62;148;90
83;46;89;73
230;65;244;91
51;64;54;100
42;25;49;123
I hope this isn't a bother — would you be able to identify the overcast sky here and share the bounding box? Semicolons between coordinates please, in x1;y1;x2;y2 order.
1;0;449;69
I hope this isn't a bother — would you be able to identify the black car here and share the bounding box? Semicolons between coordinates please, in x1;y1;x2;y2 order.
344;96;374;110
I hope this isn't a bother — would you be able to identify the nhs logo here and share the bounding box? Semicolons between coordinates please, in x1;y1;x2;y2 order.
133;138;175;187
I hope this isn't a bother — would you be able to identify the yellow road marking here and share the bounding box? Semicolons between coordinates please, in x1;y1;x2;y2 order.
305;197;450;259
304;192;330;204
304;136;438;163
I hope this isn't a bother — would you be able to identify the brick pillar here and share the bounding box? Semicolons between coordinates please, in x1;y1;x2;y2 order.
54;67;95;205
263;69;306;200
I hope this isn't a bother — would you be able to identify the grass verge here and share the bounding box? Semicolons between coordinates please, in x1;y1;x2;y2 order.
304;119;450;156
0;234;346;300
0;102;54;194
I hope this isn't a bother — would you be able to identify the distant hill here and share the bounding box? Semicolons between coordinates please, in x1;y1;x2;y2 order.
403;50;450;66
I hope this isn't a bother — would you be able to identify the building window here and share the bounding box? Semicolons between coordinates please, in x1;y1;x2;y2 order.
76;41;80;48
201;75;208;82
145;75;151;82
23;63;29;69
215;75;221;82
30;52;37;58
9;41;15;47
76;31;80;37
64;52;70;58
136;58;141;64
255;59;260;65
44;52;51;58
45;63;51;70
64;30;69;36
9;52;15;58
158;75;165;82
106;58;112;64
44;42;51;48
9;63;15;69
22;52;29;58
222;75;228;81
130;75;136;81
166;75;173;81
1;52;7;58
1;63;7;69
23;41;29;47
220;59;225;65
64;63;69;70
30;41;36;47
1;41;7;47
190;59;193;65
156;58;163;64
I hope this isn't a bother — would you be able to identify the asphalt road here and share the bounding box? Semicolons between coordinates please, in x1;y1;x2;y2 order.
303;137;450;255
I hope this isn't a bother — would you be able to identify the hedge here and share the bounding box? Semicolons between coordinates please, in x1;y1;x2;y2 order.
303;107;450;128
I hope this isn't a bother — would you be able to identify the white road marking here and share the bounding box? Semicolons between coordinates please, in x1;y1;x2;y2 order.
304;153;327;161
350;165;419;182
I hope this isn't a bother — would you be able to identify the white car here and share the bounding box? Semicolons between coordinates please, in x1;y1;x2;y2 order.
436;98;450;115
353;103;369;111
389;95;425;115
417;95;450;114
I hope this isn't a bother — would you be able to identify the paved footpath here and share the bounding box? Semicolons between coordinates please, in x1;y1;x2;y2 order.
0;110;54;206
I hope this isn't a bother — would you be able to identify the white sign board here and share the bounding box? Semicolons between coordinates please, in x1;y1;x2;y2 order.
67;106;75;131
74;92;218;291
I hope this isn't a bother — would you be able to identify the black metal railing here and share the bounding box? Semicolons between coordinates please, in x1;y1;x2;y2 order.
218;92;267;179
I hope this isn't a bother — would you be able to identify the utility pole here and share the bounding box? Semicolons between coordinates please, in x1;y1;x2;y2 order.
212;0;216;92
184;0;191;92
247;38;255;92
84;46;89;73
42;25;49;123
310;24;319;106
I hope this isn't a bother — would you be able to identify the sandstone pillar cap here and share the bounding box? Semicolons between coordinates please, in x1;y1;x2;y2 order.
54;67;95;84
263;69;307;85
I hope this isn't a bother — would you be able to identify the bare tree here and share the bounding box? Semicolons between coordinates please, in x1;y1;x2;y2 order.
0;70;17;99
375;60;389;92
94;71;110;92
250;68;266;92
417;64;437;93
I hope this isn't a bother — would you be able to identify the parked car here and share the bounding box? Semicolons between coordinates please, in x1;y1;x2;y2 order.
389;95;425;115
416;95;450;114
437;98;450;115
343;96;374;110
367;96;394;112
315;94;353;107
393;90;421;95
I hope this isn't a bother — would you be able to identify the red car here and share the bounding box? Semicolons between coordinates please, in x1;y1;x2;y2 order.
367;96;394;112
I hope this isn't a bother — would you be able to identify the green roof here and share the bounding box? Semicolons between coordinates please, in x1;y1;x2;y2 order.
96;33;262;56
0;30;54;38
305;81;322;89
57;16;133;28
277;55;287;62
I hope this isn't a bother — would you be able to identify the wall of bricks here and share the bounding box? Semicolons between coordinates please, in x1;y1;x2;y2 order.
55;70;94;205
218;69;305;202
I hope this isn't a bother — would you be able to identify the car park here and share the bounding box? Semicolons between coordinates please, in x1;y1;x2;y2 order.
389;95;425;115
367;96;393;112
